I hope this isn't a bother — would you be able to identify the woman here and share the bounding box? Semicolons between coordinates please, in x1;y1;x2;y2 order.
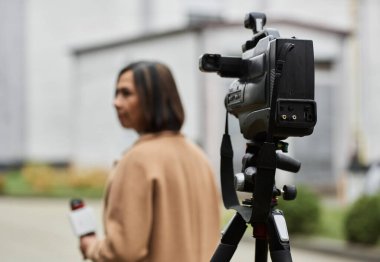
80;61;221;261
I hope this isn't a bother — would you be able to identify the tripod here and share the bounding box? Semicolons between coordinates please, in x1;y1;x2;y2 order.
211;136;300;262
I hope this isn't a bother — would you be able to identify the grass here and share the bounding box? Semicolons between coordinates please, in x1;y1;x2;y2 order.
0;167;105;198
221;208;236;227
220;201;348;241
318;204;347;240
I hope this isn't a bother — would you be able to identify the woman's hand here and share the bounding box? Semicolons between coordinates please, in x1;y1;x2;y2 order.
79;234;97;259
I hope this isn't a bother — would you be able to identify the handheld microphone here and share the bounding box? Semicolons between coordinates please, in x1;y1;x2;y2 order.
69;199;96;237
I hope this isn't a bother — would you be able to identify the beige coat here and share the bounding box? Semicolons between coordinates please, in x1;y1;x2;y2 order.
86;132;221;262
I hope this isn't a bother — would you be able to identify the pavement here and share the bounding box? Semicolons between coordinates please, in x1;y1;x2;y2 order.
0;197;104;262
0;196;379;262
233;234;380;262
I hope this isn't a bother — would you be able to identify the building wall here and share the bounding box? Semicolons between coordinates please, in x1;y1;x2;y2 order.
0;0;26;166
72;32;201;167
25;0;143;162
360;0;380;164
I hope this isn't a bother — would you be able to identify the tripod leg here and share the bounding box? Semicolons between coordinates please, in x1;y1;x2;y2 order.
210;212;247;262
267;209;293;262
253;223;269;262
255;239;268;262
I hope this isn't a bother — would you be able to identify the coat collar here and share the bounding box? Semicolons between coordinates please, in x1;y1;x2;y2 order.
135;131;183;145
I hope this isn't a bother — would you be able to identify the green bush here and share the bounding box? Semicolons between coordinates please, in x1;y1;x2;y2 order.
277;186;321;235
344;194;380;245
2;165;107;198
0;174;5;194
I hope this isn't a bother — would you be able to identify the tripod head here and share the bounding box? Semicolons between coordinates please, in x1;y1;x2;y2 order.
220;134;301;224
235;141;299;202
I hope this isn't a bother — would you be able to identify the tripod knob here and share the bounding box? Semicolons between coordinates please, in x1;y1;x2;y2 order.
282;185;297;200
234;167;256;192
234;173;245;191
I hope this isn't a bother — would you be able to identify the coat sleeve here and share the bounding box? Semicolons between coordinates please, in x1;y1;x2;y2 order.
86;155;153;262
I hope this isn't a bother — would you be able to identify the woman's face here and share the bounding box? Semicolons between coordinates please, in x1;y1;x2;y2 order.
113;70;145;132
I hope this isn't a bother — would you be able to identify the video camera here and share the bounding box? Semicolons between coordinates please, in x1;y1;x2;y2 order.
199;12;316;141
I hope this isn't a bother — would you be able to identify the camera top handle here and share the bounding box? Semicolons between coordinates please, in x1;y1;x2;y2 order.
245;12;266;33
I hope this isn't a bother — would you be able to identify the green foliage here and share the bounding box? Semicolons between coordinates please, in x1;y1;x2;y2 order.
344;194;380;245
0;174;5;194
277;186;321;235
2;164;107;198
318;205;347;240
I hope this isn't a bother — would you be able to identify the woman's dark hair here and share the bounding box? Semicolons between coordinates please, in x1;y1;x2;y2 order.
117;61;185;133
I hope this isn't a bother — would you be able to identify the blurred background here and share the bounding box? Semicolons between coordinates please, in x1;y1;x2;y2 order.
1;0;380;261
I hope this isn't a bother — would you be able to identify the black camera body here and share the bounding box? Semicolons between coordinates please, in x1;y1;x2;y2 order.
200;12;316;141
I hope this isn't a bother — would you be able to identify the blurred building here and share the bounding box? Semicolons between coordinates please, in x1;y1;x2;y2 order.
1;0;380;195
0;0;26;168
